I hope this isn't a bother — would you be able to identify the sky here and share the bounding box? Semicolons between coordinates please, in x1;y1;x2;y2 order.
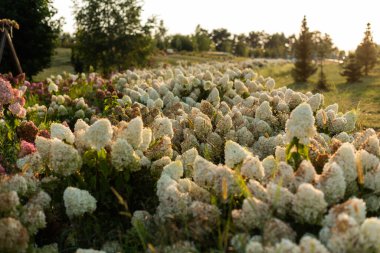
54;0;380;51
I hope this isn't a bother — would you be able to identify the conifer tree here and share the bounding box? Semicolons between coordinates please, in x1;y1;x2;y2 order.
356;23;377;76
291;16;317;83
341;53;362;83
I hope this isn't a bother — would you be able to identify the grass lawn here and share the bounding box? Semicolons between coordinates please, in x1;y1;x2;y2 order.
33;47;74;82
35;49;380;130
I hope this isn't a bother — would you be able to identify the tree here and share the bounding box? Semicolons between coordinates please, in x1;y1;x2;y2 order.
0;0;61;78
170;34;194;52
291;16;317;83
72;0;155;74
341;52;362;83
233;34;249;57
211;28;232;53
154;20;168;51
313;32;334;90
192;25;212;52
264;33;288;58
246;31;268;57
356;23;377;76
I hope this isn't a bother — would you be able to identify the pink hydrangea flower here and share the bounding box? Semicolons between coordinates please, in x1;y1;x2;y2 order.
0;77;14;105
19;140;37;158
9;102;26;118
0;164;5;175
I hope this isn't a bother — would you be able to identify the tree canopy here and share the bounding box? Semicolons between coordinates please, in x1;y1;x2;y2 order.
291;16;317;83
0;0;61;78
356;23;377;76
72;0;155;74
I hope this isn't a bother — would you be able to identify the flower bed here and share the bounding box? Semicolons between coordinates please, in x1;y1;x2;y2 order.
0;61;380;253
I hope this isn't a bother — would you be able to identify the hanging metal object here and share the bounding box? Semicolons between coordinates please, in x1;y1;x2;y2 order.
0;19;23;75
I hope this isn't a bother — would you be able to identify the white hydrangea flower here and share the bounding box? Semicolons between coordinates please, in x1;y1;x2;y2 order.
193;155;218;188
234;79;249;95
255;101;273;122
111;138;140;172
359;217;380;252
224;140;252;168
50;138;82;176
364;134;380;156
236;127;255;147
63;187;97;219
74;119;89;134
0;191;20;212
131;210;152;229
317;162;346;205
48;81;58;93
156;174;191;219
292;183;327;224
275;146;286;162
84;119;113;150
299;236;329;253
152;117;174;140
293;160;316;190
50;123;75;144
245;241;264;253
307;93;323;112
325;103;338;113
325;213;360;253
20;204;46;235
328;142;357;183
265;78;275;91
35;136;52;163
323;197;367;227
207;87;220;107
139;128;152;151
162;160;183;181
76;249;105;253
334;132;353;143
266;239;300;253
343;110;357;132
180;147;198;178
29;190;51;209
5;174;28;196
119;116;143;149
267;182;294;217
285;103;316;145
237;197;271;230
241;156;265;181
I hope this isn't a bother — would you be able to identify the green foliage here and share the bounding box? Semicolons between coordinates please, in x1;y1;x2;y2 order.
170;34;194;52
313;32;334;90
356;23;377;76
233;34;249;57
154;20;169;51
72;0;155;74
0;111;20;173
0;0;61;78
264;33;289;58
291;16;317;83
286;137;310;169
192;25;212;52
212;28;233;53
341;53;363;83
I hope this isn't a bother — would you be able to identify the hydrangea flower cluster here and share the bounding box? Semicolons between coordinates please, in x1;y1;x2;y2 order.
2;61;380;252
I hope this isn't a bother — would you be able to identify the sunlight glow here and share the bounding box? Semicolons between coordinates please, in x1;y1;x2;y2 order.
54;0;380;51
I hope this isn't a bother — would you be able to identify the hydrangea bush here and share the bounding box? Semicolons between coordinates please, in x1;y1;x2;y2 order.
1;61;380;252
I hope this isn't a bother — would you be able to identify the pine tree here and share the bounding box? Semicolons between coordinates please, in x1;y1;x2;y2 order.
356;23;377;76
314;32;334;90
341;53;362;83
291;16;317;83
